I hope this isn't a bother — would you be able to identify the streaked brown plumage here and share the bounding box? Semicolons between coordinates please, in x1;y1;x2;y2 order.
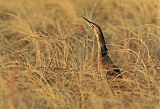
82;16;122;79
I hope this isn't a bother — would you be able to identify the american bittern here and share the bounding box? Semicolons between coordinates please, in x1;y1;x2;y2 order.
82;16;122;79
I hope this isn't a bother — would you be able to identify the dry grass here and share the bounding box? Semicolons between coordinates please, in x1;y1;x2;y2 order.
0;0;160;109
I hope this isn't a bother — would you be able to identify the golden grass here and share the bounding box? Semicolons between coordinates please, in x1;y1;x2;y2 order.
0;0;160;109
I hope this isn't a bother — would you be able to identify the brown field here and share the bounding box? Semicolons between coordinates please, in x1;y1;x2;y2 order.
0;0;160;109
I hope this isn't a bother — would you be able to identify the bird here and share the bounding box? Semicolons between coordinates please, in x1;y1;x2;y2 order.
82;16;122;79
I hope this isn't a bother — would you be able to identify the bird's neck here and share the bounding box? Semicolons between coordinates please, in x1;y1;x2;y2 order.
96;31;113;66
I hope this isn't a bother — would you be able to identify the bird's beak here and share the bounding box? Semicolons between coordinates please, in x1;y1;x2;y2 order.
81;16;93;28
81;16;92;23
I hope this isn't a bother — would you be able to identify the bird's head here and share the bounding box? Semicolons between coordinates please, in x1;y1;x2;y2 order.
81;16;102;36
